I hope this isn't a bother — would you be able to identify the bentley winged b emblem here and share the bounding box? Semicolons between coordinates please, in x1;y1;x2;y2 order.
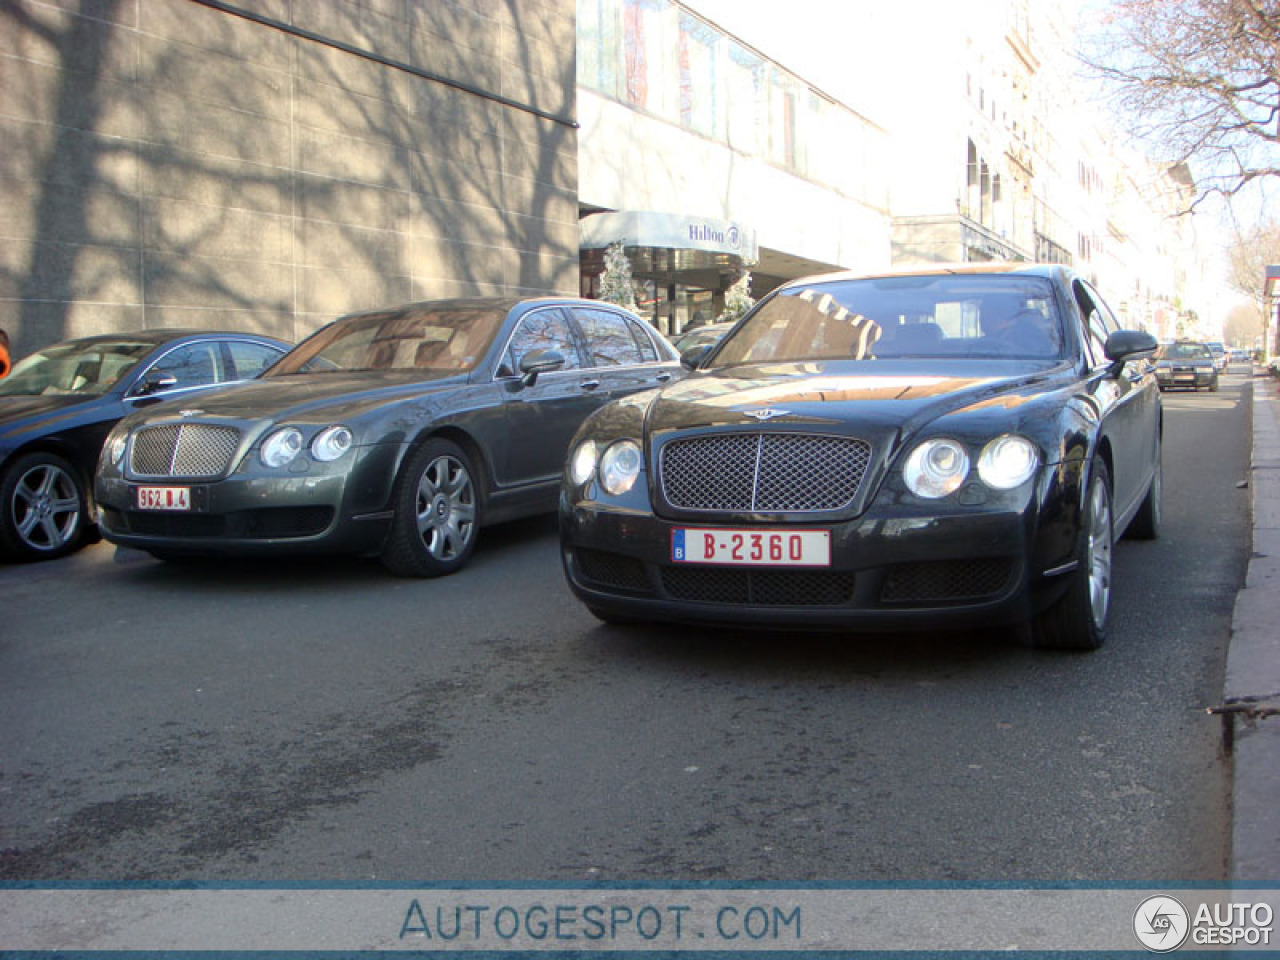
741;407;791;421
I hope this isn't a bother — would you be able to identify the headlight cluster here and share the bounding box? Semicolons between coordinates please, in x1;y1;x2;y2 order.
260;425;353;468
569;439;643;495
107;429;129;466
903;434;1039;499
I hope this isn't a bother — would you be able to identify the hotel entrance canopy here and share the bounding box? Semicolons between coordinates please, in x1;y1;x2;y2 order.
580;211;759;289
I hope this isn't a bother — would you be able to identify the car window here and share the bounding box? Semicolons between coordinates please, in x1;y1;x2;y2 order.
506;309;582;373
226;340;284;380
1073;281;1113;367
0;340;153;397
1159;343;1212;361
150;342;223;389
623;315;661;363
272;306;506;374
573;308;646;366
713;275;1064;365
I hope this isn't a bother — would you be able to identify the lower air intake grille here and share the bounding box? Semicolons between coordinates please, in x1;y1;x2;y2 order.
880;558;1015;604
660;566;856;606
576;549;652;593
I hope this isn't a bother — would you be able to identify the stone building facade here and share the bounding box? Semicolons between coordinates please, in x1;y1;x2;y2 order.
0;0;577;355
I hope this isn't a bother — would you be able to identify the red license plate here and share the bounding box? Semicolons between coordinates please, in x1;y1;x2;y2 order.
672;528;830;567
136;486;191;511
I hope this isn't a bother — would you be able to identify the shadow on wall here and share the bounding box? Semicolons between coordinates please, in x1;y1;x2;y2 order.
1;0;579;357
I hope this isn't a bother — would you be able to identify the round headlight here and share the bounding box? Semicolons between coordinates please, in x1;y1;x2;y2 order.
108;432;128;466
260;427;303;468
569;440;598;486
903;438;970;499
599;440;642;496
311;425;353;462
978;434;1039;489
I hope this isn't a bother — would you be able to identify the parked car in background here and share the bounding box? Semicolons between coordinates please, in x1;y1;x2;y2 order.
1204;341;1228;372
0;329;290;561
1154;341;1218;392
561;263;1161;650
1227;347;1251;370
96;298;682;576
673;321;736;354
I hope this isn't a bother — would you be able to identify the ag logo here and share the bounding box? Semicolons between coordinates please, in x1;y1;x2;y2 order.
1134;895;1190;952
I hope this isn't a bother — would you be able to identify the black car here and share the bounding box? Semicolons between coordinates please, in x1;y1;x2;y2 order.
560;264;1161;650
95;297;682;576
0;330;289;561
1154;341;1218;391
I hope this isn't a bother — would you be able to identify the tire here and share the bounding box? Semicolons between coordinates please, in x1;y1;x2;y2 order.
1029;459;1114;651
0;452;88;562
1209;377;1219;392
380;438;479;577
1124;434;1161;541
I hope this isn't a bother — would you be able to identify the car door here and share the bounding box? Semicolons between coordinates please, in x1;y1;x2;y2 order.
1075;279;1157;518
496;307;602;489
567;305;680;399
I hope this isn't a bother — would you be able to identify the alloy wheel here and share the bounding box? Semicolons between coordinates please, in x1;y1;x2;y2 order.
12;461;81;553
1085;477;1113;627
414;454;476;562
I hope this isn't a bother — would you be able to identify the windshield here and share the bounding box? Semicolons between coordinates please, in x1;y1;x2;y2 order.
270;305;507;375
1157;343;1212;361
0;340;154;397
711;275;1064;366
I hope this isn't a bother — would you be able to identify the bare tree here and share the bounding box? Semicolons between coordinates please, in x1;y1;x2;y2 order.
1225;217;1280;354
1082;0;1280;210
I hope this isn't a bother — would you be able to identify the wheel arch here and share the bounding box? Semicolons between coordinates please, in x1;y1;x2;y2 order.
393;425;493;511
1;438;97;512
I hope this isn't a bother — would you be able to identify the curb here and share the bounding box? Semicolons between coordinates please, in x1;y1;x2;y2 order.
1226;372;1280;880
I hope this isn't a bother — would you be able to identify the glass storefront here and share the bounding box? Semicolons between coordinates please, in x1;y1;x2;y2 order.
579;212;759;338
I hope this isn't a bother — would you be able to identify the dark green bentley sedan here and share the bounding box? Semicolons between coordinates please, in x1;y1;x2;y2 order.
95;297;681;576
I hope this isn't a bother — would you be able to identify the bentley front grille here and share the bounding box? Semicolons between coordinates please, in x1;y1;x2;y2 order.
130;423;242;478
659;432;872;513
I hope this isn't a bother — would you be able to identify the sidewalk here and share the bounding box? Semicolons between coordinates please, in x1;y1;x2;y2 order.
1226;369;1280;880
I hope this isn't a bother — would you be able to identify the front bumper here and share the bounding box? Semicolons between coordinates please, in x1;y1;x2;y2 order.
1156;367;1214;389
560;469;1081;632
95;443;402;557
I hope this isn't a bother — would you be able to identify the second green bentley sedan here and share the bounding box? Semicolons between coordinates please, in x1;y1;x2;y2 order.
96;297;681;576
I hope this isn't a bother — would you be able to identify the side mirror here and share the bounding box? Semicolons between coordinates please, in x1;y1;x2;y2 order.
518;349;566;387
134;370;179;396
681;344;712;370
1104;330;1158;371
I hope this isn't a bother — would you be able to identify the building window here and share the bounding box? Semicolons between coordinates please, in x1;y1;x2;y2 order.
577;0;884;204
678;11;721;138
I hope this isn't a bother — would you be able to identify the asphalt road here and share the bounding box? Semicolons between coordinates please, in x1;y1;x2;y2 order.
0;375;1254;883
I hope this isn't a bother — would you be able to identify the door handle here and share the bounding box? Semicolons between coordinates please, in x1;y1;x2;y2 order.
579;380;601;391
655;372;673;383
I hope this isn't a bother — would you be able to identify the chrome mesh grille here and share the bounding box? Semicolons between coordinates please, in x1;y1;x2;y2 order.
130;423;241;478
660;433;872;513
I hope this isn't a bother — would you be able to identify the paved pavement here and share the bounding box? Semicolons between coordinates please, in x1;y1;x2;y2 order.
1226;367;1280;880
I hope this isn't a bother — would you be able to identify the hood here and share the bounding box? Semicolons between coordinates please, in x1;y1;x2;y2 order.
648;361;1064;437
131;371;466;426
0;394;101;448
